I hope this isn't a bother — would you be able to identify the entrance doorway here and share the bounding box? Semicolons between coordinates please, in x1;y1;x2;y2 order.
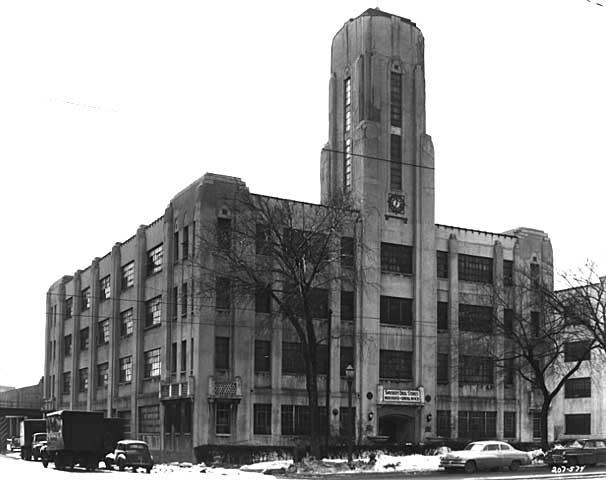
378;414;415;443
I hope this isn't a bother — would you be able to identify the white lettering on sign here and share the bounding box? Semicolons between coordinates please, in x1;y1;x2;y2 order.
383;389;421;403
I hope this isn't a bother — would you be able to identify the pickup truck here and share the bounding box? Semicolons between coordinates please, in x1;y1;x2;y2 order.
545;439;606;467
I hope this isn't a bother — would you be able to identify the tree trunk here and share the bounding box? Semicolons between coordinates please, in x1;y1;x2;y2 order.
304;341;321;459
540;402;550;451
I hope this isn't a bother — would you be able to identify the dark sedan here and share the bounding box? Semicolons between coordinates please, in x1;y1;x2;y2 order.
545;439;606;467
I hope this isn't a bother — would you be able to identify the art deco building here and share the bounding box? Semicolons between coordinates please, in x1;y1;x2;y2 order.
44;8;553;460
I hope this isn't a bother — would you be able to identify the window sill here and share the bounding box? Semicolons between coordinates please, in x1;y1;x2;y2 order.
380;323;413;328
380;271;414;277
146;270;163;278
118;381;132;386
215;433;231;437
143;376;160;382
121;333;133;339
144;323;161;331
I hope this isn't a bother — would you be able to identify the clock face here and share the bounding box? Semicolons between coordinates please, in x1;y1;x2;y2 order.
388;193;405;215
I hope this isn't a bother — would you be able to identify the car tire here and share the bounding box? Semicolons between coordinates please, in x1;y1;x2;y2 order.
510;460;521;471
464;460;477;473
146;467;152;474
118;457;126;472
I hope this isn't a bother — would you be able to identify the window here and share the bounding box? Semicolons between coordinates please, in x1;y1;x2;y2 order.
215;337;229;370
121;262;135;290
458;254;493;284
310;288;328;318
336;347;353;379
460;355;493;384
119;356;132;383
381;243;413;274
253;404;272;435
437;410;451;437
216;403;231;434
437;354;449;384
343;77;352;192
254;340;271;373
170;342;177;374
436;251;448;279
459;304;493;333
341;237;354;269
437;302;448;331
379;350;412;380
380;296;413;326
78;368;88;393
530;311;540;337
504;412;516;438
565;414;591;435
79;327;89;350
182;225;189;260
120;309;134;337
339;406;356;437
64;334;72;356
143;348;161;378
255;224;271;255
139;405;160;434
255;285;271;314
565;377;591;398
216;277;231;310
173;231;179;263
532;412;541;438
217;218;231;251
504;358;515;386
503;260;513;286
145;296;162;327
65;297;73;319
504;309;514;335
118;410;132;437
530;263;540;288
341;291;354;322
98;319;110;345
564;341;592;362
282;342;304;375
390;70;402;128
181;340;187;373
100;275;111;300
281;405;317;436
172;286;178;321
62;372;71;394
81;288;91;310
458;411;497;439
147;244;163;276
182;282;188;317
390;134;402;191
97;363;109;388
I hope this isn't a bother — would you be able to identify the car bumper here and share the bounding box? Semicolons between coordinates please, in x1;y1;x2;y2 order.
440;459;467;469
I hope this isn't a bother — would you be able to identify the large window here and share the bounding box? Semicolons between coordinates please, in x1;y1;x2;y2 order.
143;348;161;378
253;404;272;435
65;297;73;319
437;302;448;331
216;403;231;434
341;237;354;269
531;311;541;337
458;254;493;284
121;309;134;337
390;134;402;192
121;262;135;290
341;291;354;322
564;341;592;362
97;363;109;388
145;296;162;327
310;288;329;319
381;243;413;274
216;277;231;310
282;342;328;375
458;411;497;439
339;406;355;437
139;405;160;434
78;368;88;393
147;244;163;276
343;77;352;192
181;282;188;317
79;327;89;350
565;414;591;435
379;350;412;380
460;355;493;384
98;319;110;345
255;224;271;255
504;309;514;335
340;346;354;377
215;337;230;371
254;340;271;373
64;334;72;356
390;71;402;128
459;304;493;333
119;356;132;383
532;412;541;438
380;296;413;326
182;225;189;260
503;260;513;286
217;218;231;251
281;405;327;436
255;285;271;314
62;372;71;395
437;410;451;437
437;354;449;384
81;288;91;310
436;251;449;279
565;377;591;398
504;412;516;438
100;275;111;300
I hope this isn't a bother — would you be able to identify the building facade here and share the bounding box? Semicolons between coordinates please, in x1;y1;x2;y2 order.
44;8;555;459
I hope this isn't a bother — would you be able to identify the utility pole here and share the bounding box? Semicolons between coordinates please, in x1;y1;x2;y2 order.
324;309;332;455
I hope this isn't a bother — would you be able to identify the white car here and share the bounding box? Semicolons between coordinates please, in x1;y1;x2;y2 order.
440;440;533;473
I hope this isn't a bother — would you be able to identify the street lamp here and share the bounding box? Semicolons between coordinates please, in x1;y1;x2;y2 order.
345;363;355;467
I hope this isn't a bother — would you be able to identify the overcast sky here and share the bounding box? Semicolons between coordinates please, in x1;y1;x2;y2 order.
1;0;604;388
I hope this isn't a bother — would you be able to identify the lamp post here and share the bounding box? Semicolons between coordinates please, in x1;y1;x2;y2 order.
345;363;355;467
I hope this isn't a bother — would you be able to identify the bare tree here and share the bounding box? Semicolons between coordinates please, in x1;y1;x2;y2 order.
191;187;360;457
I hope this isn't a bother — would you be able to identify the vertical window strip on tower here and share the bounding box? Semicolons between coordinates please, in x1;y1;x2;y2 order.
390;134;402;191
343;77;352;191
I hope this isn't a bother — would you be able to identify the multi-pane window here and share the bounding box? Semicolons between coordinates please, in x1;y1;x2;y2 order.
390;134;402;191
340;346;354;377
281;405;315;435
170;342;177;374
504;309;514;335
437;353;449;384
139;405;160;434
254;340;271;373
504;358;515;386
565;414;591;435
310;288;329;318
341;291;354;322
143;348;161;378
530;263;540;288
504;412;516;438
100;275;111;300
216;403;231;434
565;377;591;398
437;410;451;437
379;350;413;380
217;218;231;251
255;285;271;314
437;302;448;331
253;404;272;435
343;77;352;192
458;411;497;439
531;311;540;337
78;368;88;393
119;356;132;383
460;355;493;384
98;319;110;345
181;282;188;317
532;412;541;438
97;363;109;388
503;260;514;286
390;71;402;128
118;410;132;437
64;334;72;356
181;339;187;373
381;243;413;274
255;224;271;255
65;297;73;319
147;244;163;276
436;251;449;279
172;286;178;321
341;237;354;269
182;225;189;260
216;277;231;310
459;304;493;333
79;327;89;350
62;372;71;395
81;288;91;310
380;296;413;326
120;309;134;337
564;340;592;362
344;77;352;133
215;337;230;371
121;262;135;290
458;254;493;284
173;231;179;263
281;343;328;376
339;406;355;437
145;296;162;327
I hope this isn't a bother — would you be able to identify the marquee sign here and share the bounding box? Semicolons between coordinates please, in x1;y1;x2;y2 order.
377;385;424;405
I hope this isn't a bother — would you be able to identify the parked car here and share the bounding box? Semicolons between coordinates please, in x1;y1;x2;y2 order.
31;433;47;461
440;440;533;473
6;436;20;452
545;439;606;467
105;440;154;473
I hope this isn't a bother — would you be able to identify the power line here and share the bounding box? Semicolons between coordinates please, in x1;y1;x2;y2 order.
321;147;435;171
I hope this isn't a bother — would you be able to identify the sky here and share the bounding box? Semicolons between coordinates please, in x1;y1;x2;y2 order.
0;0;604;388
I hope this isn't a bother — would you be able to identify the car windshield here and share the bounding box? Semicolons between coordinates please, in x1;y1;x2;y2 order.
464;443;486;451
125;444;148;452
563;440;583;448
34;434;47;442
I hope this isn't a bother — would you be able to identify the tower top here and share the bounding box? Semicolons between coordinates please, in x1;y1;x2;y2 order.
355;7;416;26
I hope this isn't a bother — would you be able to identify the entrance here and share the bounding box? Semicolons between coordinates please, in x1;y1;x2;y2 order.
378;414;415;444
